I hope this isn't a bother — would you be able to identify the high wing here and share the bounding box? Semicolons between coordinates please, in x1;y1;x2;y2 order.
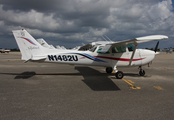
100;35;168;53
112;35;168;45
99;35;168;66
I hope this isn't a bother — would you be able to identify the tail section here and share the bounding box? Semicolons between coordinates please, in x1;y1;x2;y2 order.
12;29;46;61
36;38;56;49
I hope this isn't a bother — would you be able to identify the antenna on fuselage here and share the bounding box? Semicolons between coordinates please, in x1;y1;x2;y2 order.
104;35;112;42
102;35;113;42
102;36;108;41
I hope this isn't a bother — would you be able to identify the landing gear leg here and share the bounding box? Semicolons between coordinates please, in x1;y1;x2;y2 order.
139;66;145;76
113;66;124;79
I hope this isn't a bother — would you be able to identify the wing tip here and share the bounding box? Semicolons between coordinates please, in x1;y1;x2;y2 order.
136;35;168;41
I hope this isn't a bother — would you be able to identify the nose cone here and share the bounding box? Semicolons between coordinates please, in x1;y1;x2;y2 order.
155;52;160;55
140;49;156;65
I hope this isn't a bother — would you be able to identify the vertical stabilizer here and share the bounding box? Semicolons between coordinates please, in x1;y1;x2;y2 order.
12;29;46;61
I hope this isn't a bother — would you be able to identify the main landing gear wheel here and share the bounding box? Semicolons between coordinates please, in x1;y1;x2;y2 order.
106;67;113;73
115;71;124;79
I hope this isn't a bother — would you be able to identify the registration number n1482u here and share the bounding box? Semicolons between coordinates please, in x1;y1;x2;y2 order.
48;55;78;61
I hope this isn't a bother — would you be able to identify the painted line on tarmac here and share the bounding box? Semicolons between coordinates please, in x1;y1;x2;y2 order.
154;86;164;90
122;78;141;89
128;80;135;84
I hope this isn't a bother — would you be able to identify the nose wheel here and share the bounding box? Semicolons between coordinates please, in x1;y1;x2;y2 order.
139;70;145;76
139;66;145;76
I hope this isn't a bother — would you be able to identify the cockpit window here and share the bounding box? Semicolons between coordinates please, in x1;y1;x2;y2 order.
89;46;97;52
127;44;134;51
112;46;126;53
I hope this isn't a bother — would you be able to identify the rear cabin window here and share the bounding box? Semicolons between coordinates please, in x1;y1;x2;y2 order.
112;46;126;53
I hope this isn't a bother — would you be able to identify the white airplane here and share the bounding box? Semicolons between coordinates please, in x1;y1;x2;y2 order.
0;49;10;53
12;29;168;79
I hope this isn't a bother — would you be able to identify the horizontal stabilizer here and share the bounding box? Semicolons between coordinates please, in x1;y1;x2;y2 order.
24;55;46;63
31;55;46;60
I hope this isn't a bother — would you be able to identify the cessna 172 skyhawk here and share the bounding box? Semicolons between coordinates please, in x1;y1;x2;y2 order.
12;29;168;79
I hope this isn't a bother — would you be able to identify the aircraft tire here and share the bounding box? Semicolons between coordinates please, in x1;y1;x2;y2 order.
106;67;113;73
115;71;124;79
139;70;145;76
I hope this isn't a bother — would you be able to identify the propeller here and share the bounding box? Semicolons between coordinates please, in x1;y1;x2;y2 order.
154;41;159;53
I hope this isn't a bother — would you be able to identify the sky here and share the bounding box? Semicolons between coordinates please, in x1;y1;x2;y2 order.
0;0;174;49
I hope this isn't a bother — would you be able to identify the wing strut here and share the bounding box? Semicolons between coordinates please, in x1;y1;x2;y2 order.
129;44;138;66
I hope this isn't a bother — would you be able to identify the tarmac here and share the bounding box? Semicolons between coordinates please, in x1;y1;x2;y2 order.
0;52;174;120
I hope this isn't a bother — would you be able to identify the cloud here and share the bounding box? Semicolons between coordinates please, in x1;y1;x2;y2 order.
0;0;174;48
0;5;59;30
1;0;65;12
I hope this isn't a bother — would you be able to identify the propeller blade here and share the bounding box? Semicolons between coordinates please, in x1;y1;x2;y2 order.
154;41;159;53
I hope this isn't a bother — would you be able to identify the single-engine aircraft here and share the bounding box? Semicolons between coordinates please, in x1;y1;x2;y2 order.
12;29;168;79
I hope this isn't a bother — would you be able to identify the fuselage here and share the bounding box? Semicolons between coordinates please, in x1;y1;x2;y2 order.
43;46;156;68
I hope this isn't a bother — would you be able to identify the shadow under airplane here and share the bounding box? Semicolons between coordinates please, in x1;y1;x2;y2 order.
14;72;36;79
75;66;120;91
0;67;148;91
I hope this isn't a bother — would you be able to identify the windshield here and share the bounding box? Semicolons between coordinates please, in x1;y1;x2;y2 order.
89;45;97;52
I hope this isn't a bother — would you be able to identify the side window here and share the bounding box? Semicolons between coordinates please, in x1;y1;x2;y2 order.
97;46;110;54
127;44;134;51
112;46;126;53
97;47;102;53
